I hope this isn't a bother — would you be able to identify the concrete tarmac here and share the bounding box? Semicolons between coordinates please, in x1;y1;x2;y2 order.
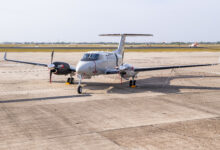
0;52;219;150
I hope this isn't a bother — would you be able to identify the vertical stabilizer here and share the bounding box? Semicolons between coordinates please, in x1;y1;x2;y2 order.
99;34;153;55
116;34;126;55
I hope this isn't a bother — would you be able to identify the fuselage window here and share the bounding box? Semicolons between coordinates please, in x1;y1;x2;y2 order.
81;53;99;61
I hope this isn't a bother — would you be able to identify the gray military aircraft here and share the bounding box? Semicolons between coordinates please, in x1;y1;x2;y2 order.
3;34;220;94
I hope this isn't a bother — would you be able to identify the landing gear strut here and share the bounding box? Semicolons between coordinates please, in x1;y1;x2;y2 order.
129;77;136;88
77;75;82;94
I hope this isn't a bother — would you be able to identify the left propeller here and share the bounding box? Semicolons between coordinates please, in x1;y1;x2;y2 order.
51;50;54;64
48;50;55;83
47;50;73;83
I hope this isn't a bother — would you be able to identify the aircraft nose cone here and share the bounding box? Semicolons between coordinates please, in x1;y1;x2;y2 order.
76;62;95;75
76;65;87;74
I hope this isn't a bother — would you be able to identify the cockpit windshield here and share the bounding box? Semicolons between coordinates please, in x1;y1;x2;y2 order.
81;53;99;61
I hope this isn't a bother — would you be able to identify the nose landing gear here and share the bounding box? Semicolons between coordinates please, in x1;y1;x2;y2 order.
77;74;82;94
77;85;82;94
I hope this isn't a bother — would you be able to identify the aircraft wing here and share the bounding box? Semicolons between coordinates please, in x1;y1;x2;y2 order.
105;69;119;74
134;63;218;72
4;52;48;67
69;66;76;72
106;63;219;74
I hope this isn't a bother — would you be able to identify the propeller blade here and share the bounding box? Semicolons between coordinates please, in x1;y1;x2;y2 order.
118;72;123;85
49;70;52;83
51;50;54;63
122;51;124;65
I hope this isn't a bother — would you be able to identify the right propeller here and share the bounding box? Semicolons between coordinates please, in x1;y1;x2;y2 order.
118;64;136;80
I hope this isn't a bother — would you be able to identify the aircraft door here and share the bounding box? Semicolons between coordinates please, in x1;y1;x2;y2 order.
107;53;116;68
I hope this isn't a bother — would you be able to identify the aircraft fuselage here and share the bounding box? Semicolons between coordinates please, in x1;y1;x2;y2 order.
76;51;122;78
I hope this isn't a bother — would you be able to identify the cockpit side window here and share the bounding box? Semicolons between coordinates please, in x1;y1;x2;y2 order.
81;53;100;61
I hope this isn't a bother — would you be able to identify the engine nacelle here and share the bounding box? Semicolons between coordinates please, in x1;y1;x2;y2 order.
52;62;71;75
119;64;136;79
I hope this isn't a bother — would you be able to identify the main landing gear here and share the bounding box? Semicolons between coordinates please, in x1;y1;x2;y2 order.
66;73;75;84
129;77;136;88
66;77;74;84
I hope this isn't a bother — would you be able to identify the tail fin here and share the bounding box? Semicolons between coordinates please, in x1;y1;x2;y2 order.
4;52;7;60
99;34;153;55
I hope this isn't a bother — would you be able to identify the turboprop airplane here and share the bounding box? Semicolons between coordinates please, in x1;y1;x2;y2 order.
3;34;220;94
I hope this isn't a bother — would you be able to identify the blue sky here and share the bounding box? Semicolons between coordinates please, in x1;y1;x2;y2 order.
0;0;219;42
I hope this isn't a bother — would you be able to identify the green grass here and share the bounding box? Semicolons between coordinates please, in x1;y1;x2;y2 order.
125;48;220;52
1;48;220;53
1;44;220;52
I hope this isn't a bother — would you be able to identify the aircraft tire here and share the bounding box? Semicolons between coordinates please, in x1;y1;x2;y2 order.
77;85;82;94
133;80;136;86
67;78;70;83
70;78;74;84
129;80;132;87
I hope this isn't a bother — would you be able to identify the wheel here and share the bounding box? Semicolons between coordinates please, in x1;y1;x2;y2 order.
77;85;82;94
129;80;132;87
133;80;136;86
67;78;70;83
70;78;74;84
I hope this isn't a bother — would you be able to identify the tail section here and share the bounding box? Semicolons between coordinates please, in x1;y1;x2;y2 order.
117;34;126;55
99;34;153;55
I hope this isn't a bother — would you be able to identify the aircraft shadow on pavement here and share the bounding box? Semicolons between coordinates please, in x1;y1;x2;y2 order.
82;75;220;94
0;94;91;103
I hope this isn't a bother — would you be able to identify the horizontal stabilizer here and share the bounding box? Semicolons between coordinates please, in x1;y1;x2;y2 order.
99;34;153;37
